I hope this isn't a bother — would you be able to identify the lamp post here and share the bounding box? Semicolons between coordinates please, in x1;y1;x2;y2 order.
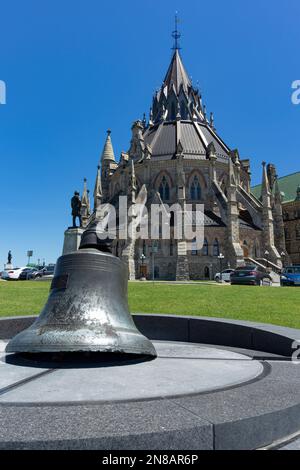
264;250;269;270
140;253;146;281
218;253;225;282
151;241;158;283
209;263;213;281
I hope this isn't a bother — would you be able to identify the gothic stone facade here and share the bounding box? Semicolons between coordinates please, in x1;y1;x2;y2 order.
79;49;286;280
283;187;300;265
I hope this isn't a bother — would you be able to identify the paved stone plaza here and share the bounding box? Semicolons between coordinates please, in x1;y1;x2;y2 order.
0;341;263;403
1;314;300;450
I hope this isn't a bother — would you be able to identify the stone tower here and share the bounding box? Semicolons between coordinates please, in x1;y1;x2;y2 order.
69;29;286;279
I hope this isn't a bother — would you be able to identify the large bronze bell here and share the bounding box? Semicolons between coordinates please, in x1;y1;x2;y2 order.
6;217;156;357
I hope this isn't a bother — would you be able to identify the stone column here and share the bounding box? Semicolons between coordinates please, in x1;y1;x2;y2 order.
226;156;244;267
62;227;84;255
261;162;281;267
175;145;189;281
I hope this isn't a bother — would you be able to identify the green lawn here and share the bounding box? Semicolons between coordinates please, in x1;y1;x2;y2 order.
0;280;300;328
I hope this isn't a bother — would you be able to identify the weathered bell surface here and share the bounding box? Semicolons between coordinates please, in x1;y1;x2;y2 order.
6;248;156;356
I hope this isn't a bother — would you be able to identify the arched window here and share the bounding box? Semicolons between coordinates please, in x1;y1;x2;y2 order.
213;239;220;256
202;238;209;256
190;175;201;200
159;175;170;201
204;266;210;279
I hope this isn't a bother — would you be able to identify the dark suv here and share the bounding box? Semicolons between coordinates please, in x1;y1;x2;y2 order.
230;265;272;286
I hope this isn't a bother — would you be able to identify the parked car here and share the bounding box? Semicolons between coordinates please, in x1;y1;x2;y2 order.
1;267;28;280
230;265;272;286
41;265;55;276
214;269;235;282
19;268;43;280
280;266;300;286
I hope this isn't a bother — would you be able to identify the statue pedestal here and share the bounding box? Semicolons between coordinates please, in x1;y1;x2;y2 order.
4;263;13;270
62;227;84;255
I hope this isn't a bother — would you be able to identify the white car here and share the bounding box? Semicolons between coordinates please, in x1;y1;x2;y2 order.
214;269;235;283
1;267;28;280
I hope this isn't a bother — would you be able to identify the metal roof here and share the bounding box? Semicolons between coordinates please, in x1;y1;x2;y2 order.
252;171;300;203
163;50;191;94
143;121;229;161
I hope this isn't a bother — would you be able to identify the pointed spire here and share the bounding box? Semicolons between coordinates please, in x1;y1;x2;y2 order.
101;129;115;162
142;113;147;128
199;92;203;111
210;112;215;129
93;165;102;210
228;156;237;187
149;108;153;126
261;161;271;195
87;189;91;216
163;49;191;94
81;177;89;206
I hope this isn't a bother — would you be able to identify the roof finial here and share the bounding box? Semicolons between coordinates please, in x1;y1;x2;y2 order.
210;112;215;130
172;12;181;51
142;112;147;128
149;107;153;126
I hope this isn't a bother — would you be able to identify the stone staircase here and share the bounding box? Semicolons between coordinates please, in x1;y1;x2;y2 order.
244;256;281;283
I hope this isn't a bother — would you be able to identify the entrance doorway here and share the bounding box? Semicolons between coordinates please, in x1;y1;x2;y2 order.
204;266;210;279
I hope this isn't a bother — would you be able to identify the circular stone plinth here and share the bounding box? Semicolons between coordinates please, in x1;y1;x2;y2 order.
0;340;264;404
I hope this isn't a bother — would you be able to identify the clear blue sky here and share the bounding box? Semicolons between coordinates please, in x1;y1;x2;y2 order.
0;0;299;267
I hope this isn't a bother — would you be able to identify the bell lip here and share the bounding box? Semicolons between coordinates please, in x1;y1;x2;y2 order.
5;342;157;357
5;329;157;357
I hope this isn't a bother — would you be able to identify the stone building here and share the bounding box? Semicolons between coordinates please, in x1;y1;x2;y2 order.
69;44;287;280
253;171;300;266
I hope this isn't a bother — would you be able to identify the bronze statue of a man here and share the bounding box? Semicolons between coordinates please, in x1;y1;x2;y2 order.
7;250;12;264
71;191;82;228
